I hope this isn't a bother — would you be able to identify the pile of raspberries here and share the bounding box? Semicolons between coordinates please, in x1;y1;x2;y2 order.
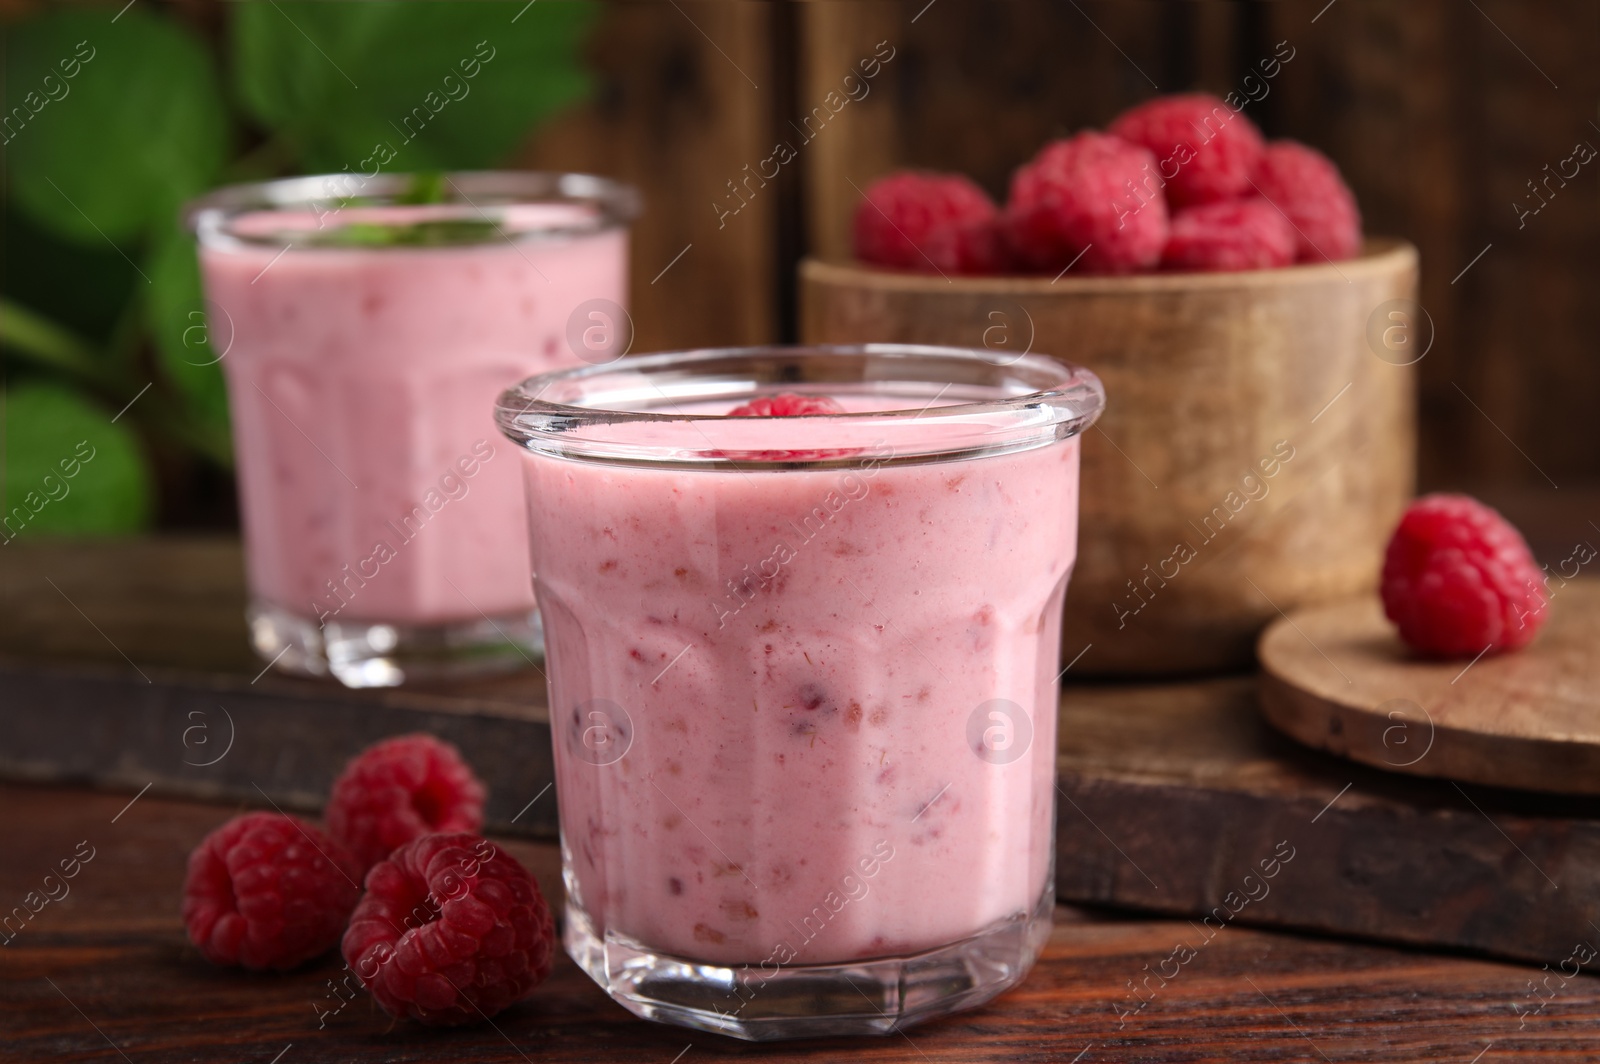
852;92;1361;275
181;733;554;1027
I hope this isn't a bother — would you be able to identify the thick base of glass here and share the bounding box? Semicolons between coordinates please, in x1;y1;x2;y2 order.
565;886;1053;1041
247;600;542;688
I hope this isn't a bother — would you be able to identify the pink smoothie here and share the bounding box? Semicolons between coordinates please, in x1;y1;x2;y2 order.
200;209;627;628
524;415;1077;967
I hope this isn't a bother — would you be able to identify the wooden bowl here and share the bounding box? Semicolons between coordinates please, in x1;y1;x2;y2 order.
799;239;1419;676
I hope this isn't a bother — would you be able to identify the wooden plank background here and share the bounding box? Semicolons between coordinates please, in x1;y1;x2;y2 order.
508;0;1597;496
5;0;1584;500
518;1;783;350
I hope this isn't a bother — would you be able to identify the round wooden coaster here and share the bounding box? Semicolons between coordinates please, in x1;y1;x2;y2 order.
1257;579;1600;795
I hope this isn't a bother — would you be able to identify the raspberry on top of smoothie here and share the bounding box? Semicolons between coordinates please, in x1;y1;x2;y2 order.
724;392;850;461
727;393;846;417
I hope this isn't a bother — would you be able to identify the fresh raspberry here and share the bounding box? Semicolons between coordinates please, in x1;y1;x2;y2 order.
728;394;845;417
1252;140;1362;262
1003;132;1169;274
1380;494;1548;658
182;812;361;971
1108;93;1265;207
722;393;849;461
341;834;555;1026
852;171;1008;275
327;734;487;873
1162;200;1296;272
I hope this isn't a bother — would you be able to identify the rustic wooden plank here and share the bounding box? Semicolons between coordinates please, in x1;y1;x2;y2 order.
0;659;559;837
517;0;780;351
0;537;558;835
793;2;902;262
1262;0;1600;491
4;782;1597;1063
6;538;1600;971
1058;676;1600;970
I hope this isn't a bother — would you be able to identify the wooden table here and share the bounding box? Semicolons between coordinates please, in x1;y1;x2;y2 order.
4;782;1596;1063
9;537;1600;972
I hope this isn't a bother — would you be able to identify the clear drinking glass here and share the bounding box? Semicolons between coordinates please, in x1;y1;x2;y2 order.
188;172;638;687
495;344;1105;1039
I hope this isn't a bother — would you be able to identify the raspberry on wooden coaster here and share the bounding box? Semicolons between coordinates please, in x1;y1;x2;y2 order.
341;833;556;1026
182;812;361;971
327;733;487;874
1380;494;1548;658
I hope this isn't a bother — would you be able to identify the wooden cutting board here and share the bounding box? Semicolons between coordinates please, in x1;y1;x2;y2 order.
1258;579;1600;795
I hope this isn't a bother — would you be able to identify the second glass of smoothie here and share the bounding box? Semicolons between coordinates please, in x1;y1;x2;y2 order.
190;172;637;687
496;344;1105;1039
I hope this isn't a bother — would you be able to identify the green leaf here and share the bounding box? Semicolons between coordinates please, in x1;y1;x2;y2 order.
231;1;596;173
146;225;231;438
2;383;154;538
2;7;229;245
306;218;511;247
1;202;140;346
397;171;448;205
0;297;101;381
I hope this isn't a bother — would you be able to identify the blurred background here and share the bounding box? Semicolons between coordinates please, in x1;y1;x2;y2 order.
2;0;1596;544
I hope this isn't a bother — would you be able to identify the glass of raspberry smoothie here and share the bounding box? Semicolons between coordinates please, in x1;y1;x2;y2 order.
495;345;1104;1039
189;172;636;687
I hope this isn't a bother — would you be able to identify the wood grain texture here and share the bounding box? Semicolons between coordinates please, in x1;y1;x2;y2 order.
7;537;1600;971
5;782;1599;1063
1260;0;1600;492
517;1;780;352
1258;580;1600;795
794;1;901;262
1059;676;1600;970
0;537;559;836
799;241;1418;674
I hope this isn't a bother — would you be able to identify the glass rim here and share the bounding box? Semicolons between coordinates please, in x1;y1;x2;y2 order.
495;344;1106;470
185;170;640;250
